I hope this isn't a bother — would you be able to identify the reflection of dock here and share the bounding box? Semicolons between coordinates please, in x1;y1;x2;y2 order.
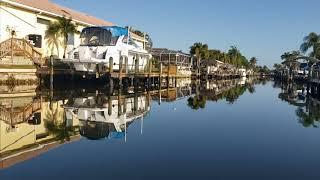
0;78;194;168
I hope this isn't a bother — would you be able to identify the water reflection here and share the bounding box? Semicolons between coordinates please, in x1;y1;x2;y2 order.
188;78;269;109
275;81;320;128
0;77;263;169
64;91;151;141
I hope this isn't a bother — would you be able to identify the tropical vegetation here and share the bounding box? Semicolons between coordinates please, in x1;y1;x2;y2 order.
44;106;77;142
190;42;258;69
126;26;153;50
275;32;320;73
45;16;79;58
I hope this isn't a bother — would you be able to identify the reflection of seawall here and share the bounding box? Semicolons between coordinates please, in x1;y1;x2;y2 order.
0;135;80;169
0;88;80;169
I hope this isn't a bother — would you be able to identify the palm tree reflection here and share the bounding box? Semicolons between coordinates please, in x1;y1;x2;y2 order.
188;95;207;110
296;107;319;128
188;78;265;109
44;108;76;142
277;81;320;128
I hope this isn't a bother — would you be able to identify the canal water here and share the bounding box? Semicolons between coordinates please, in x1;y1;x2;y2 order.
1;78;320;179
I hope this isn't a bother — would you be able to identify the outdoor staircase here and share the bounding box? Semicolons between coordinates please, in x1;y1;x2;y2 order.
0;98;42;126
0;38;44;67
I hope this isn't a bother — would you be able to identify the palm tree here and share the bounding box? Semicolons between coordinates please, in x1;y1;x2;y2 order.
228;46;242;66
249;57;257;67
45;16;79;58
45;21;61;57
300;32;320;58
281;51;300;80
273;63;282;70
190;42;209;59
56;16;79;58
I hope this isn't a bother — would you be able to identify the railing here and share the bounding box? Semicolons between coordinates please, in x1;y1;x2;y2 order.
0;38;43;67
0;98;42;126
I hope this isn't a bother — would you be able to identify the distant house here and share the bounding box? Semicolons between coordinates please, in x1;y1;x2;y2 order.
151;48;192;76
200;59;224;75
130;32;149;50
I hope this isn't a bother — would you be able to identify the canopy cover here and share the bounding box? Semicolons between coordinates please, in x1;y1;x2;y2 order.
82;26;129;37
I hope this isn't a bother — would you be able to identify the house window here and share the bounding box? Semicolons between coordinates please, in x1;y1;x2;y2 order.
37;18;50;26
67;33;74;45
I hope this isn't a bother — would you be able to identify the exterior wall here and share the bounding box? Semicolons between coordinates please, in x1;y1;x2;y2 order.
0;99;79;154
0;3;88;59
0;4;37;43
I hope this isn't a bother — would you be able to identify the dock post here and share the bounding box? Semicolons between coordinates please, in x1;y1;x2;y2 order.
125;57;128;74
109;57;113;73
118;88;122;117
159;63;163;87
108;96;112;116
135;56;139;75
50;55;54;92
134;88;138;115
158;63;163;105
119;56;123;88
148;57;152;76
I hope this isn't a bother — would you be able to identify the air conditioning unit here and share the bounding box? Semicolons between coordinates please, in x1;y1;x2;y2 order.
28;34;42;48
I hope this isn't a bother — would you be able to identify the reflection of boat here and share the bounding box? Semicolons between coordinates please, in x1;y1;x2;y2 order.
238;68;247;77
238;77;247;85
278;83;307;107
63;26;150;73
64;93;150;140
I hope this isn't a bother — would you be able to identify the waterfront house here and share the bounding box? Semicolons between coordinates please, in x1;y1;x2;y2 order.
0;0;113;61
151;48;192;77
294;62;309;80
200;59;224;75
0;0;147;62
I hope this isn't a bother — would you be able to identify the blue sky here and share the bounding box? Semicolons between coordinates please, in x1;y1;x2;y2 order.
54;0;320;67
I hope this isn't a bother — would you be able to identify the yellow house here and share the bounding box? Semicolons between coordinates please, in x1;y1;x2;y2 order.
0;0;113;59
0;95;80;169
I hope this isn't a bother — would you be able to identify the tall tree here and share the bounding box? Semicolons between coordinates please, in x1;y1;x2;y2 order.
300;32;320;58
45;21;61;57
45;16;79;58
228;46;240;65
190;42;209;59
281;51;300;79
57;16;79;58
249;57;258;67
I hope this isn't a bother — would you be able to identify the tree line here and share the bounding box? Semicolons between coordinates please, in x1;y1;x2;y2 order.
274;32;320;72
189;42;270;73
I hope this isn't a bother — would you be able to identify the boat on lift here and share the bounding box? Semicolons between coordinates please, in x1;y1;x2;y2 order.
238;68;247;77
63;26;151;73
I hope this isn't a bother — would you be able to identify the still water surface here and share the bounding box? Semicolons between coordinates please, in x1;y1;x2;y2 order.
1;78;320;179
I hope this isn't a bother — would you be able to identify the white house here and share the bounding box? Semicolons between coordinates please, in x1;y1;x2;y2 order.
0;0;147;62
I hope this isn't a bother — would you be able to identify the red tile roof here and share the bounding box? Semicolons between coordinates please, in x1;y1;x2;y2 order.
7;0;113;26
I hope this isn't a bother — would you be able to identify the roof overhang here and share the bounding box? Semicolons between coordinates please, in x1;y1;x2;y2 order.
0;0;97;26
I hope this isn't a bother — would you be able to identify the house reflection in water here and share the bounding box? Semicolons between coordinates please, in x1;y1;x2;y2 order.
0;85;80;169
0;78;259;169
276;81;320;128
